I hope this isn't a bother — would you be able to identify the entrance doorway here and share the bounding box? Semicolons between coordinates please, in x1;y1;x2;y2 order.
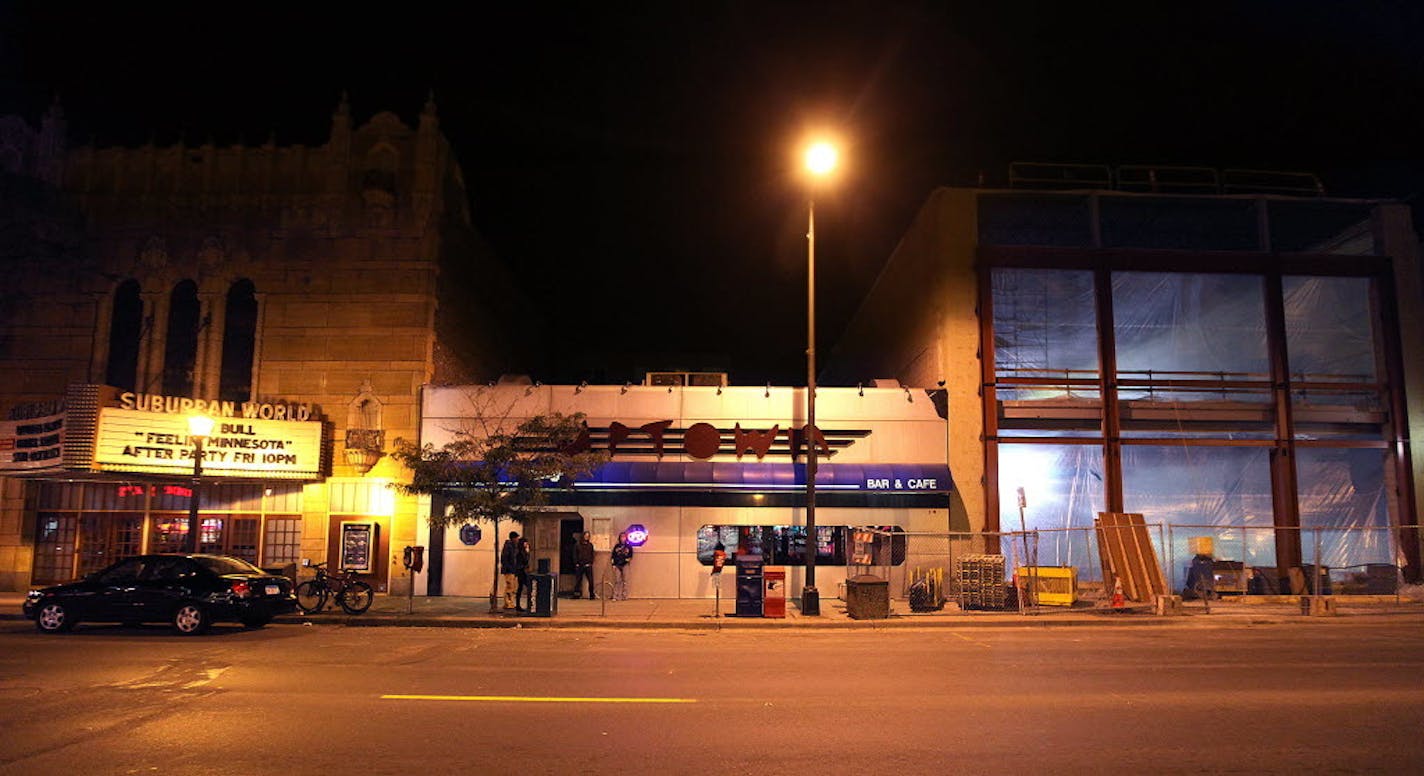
559;515;584;596
521;512;583;596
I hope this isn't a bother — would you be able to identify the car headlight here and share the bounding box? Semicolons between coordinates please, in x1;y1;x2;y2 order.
26;590;43;603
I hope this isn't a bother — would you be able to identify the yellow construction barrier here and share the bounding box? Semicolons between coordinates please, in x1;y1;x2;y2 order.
1016;566;1078;607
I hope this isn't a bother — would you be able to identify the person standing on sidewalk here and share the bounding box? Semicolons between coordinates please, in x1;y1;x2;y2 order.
514;537;532;612
611;532;634;600
500;531;521;611
573;531;596;599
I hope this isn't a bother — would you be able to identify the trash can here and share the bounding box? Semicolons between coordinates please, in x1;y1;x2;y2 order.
735;558;764;617
845;574;890;620
762;565;786;618
531;558;558;617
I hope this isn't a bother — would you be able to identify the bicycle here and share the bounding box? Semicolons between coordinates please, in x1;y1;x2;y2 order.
295;562;375;615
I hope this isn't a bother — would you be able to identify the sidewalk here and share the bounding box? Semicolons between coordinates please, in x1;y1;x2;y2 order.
6;590;1422;629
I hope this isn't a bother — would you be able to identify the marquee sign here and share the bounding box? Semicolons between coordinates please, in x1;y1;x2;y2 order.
0;413;64;472
92;408;322;480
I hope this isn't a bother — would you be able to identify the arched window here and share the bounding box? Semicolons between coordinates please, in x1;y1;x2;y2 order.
162;280;200;396
219;279;258;402
105;280;142;391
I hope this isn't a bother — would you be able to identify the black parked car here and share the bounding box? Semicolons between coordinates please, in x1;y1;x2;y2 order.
23;554;298;635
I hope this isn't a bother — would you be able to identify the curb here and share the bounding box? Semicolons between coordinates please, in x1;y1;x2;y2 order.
7;610;1422;629
273;610;1424;630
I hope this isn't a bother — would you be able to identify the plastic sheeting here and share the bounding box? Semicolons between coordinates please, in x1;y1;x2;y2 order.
991;267;1399;578
1111;272;1268;377
992;269;1097;378
997;444;1105;577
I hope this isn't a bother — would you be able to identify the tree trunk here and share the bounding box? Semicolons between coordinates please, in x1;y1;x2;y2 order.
489;515;500;613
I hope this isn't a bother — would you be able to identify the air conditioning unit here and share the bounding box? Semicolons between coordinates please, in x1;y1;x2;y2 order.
645;371;727;388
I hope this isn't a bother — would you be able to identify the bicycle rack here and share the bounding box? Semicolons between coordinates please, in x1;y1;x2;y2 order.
598;577;616;616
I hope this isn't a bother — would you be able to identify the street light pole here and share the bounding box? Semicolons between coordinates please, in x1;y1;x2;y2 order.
804;193;820;616
801;140;837;617
185;416;214;553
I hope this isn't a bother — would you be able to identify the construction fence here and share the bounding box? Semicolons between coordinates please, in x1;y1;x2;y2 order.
848;521;1417;613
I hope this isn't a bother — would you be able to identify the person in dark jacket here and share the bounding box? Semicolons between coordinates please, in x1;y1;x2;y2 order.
573;531;596;599
611;532;634;600
499;531;520;611
514;537;532;612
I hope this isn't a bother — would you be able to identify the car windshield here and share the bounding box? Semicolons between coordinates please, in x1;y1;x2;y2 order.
193;556;266;576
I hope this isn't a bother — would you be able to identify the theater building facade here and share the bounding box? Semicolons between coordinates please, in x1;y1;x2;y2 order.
416;383;953;599
826;179;1424;587
0;97;523;593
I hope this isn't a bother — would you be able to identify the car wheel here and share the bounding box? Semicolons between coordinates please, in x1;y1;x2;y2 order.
172;603;210;635
35;602;75;633
240;614;272;629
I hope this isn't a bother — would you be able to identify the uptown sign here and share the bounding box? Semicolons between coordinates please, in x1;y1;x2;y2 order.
560;420;868;461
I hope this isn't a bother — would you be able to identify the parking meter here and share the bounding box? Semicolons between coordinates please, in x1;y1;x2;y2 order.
402;545;425;574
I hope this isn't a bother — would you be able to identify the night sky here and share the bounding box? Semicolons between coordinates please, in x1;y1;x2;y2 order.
3;2;1422;385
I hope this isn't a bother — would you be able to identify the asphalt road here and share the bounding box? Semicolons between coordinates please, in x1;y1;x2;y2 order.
0;620;1420;775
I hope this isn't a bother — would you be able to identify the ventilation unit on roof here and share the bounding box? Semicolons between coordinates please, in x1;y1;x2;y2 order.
645;371;728;388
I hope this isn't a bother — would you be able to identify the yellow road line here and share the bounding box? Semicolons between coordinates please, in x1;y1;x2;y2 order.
951;631;991;648
381;694;696;704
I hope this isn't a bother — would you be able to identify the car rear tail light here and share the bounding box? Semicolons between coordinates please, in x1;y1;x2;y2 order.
230;581;251;598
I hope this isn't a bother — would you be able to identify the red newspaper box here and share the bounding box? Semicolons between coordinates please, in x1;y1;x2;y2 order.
762;565;786;618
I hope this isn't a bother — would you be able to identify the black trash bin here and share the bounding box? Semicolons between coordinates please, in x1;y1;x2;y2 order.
735;558;763;617
845;574;890;620
531;558;558;617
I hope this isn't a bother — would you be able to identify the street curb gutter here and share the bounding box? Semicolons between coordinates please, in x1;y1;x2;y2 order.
276;612;1424;630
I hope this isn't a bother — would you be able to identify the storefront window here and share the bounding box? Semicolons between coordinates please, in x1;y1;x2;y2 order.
32;483;302;584
694;524;903;566
33;514;77;584
263;518;302;566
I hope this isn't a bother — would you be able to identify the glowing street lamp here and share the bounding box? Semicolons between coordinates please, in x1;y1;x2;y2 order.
801;139;838;616
185;415;215;553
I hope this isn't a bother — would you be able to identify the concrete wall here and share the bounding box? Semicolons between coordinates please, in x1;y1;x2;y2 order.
825;188;985;531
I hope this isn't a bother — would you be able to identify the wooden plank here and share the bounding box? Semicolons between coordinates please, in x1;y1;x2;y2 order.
1096;512;1167;602
1124;513;1152;600
1097;512;1136;600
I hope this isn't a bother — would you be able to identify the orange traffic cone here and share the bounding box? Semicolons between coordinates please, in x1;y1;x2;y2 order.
1111;577;1125;608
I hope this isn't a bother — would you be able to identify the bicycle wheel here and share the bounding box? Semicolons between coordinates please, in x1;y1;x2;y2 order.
295;580;328;614
338;581;375;614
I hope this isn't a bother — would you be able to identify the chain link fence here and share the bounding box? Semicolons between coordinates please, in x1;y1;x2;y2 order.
847;522;1419;613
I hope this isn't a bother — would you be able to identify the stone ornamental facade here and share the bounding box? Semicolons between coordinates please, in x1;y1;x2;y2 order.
0;96;523;593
